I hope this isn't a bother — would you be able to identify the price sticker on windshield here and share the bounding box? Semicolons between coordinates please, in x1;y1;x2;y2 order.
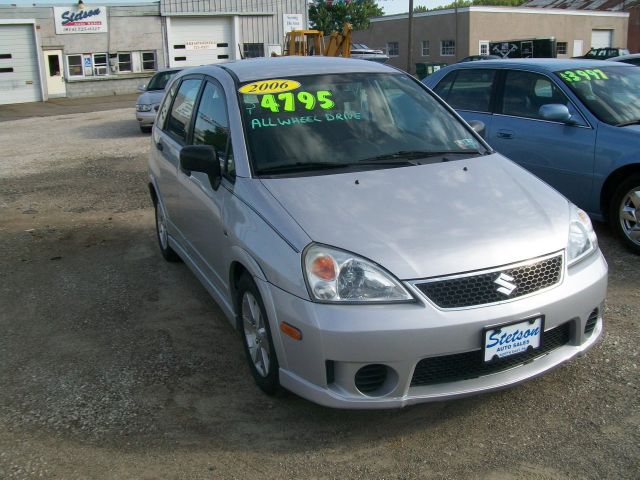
239;79;301;95
558;69;609;83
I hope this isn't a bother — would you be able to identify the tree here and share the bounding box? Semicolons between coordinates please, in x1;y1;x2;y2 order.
413;5;428;12
309;0;384;34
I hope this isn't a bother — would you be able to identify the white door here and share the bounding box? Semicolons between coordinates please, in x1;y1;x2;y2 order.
591;30;613;49
0;24;42;105
572;40;583;57
168;17;232;67
44;50;66;98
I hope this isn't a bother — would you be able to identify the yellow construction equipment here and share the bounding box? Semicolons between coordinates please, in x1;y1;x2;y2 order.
282;23;352;58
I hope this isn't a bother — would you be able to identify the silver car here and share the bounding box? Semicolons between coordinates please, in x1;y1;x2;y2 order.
148;57;607;408
135;68;181;133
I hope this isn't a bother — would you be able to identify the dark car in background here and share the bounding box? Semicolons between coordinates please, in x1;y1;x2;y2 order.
424;59;640;253
459;55;502;62
577;47;630;60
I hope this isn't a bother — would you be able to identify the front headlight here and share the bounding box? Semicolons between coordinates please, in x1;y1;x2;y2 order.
136;104;152;112
567;204;598;266
303;244;414;303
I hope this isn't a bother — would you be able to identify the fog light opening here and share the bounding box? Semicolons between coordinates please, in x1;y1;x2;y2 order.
584;308;599;336
354;364;398;397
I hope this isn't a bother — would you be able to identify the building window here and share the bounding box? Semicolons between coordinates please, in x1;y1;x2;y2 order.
421;41;430;57
142;51;156;71
93;53;108;76
479;41;489;56
67;54;84;77
243;43;264;58
441;40;455;56
556;42;568;55
387;42;399;57
118;52;132;72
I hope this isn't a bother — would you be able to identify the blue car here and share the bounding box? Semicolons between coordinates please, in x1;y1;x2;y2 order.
424;59;640;253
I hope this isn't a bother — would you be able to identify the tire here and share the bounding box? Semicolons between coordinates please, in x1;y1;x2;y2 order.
609;173;640;254
154;199;180;262
140;125;152;133
236;274;280;395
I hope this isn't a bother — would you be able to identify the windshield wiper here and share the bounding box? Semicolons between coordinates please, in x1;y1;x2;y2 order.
359;150;483;163
256;162;350;175
616;119;640;127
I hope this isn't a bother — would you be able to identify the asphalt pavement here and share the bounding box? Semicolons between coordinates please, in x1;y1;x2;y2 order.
0;93;138;122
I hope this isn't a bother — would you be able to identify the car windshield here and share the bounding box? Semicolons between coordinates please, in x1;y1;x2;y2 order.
239;73;486;176
147;70;179;91
556;66;640;126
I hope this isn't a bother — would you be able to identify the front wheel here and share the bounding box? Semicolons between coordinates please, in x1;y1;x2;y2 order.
154;199;180;262
236;275;280;395
609;174;640;254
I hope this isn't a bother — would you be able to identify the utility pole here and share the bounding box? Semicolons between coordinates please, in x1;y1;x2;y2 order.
454;0;458;62
407;0;414;73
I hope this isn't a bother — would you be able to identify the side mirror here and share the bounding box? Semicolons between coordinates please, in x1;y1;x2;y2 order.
468;120;486;137
180;145;221;190
137;84;147;93
539;104;577;124
153;105;159;112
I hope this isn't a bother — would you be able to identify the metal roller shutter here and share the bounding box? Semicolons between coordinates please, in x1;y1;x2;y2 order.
591;30;613;49
168;17;232;68
0;24;42;105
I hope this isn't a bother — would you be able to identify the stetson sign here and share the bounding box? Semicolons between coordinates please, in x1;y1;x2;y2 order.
53;6;108;34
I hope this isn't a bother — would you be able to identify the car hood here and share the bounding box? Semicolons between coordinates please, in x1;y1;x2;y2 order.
260;154;570;280
136;90;165;105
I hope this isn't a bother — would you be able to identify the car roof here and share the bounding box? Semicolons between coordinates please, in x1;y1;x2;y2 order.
180;56;399;82
446;58;635;71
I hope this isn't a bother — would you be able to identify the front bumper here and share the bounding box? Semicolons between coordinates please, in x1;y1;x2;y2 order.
260;250;607;409
135;110;156;126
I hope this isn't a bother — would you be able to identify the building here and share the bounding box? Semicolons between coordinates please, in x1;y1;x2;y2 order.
522;0;640;53
0;3;164;104
351;6;630;74
160;0;308;67
0;0;307;105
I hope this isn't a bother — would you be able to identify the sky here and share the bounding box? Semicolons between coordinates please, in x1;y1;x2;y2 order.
1;0;452;16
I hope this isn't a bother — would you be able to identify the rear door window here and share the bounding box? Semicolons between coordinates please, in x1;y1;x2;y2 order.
435;69;496;113
165;78;202;143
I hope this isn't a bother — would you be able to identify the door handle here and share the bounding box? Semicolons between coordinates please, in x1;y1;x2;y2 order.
497;130;514;139
156;141;163;151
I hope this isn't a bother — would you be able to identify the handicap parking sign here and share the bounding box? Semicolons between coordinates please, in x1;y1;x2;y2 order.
84;57;92;67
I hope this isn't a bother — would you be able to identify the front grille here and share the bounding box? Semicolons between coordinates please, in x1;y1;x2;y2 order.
584;309;598;335
410;322;571;387
415;253;563;309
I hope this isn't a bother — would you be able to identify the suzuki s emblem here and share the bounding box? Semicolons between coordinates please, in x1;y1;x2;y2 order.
494;273;517;296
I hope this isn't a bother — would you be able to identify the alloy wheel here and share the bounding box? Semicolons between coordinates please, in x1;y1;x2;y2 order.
242;291;271;378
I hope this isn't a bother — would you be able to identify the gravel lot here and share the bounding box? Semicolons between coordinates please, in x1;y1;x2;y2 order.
0;108;638;479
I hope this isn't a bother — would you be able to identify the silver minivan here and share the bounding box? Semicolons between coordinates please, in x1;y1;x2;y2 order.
148;57;607;409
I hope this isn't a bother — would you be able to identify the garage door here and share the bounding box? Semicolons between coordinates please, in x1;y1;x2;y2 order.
591;30;613;49
168;17;232;68
0;24;42;105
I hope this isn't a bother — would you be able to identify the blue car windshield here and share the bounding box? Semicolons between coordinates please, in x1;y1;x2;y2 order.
555;66;640;126
238;73;486;176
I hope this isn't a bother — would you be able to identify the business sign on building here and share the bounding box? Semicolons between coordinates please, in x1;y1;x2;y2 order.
53;6;108;34
283;14;303;33
185;40;216;50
